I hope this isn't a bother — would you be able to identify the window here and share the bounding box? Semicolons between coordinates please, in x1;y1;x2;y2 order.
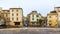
16;13;18;16
16;9;18;12
36;15;39;17
17;18;18;20
32;18;34;20
6;14;7;16
32;15;34;20
32;15;34;17
49;16;51;18
37;19;38;21
7;18;10;21
12;13;14;16
12;18;14;20
49;24;52;26
7;11;9;12
49;20;51;22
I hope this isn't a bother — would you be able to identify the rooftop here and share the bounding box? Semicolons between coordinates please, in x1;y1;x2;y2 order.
50;11;57;13
55;7;60;8
10;8;22;9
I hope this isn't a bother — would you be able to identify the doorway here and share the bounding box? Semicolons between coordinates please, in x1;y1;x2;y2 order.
14;22;20;25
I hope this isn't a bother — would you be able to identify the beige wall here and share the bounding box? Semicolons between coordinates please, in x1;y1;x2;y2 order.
30;14;41;22
10;8;23;22
0;7;23;26
9;8;23;26
47;13;58;27
54;7;60;26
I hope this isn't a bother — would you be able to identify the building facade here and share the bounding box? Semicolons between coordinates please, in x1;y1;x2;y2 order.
0;7;23;27
23;17;29;27
0;8;4;25
54;7;60;27
9;8;23;26
2;10;10;25
47;11;58;27
27;11;42;26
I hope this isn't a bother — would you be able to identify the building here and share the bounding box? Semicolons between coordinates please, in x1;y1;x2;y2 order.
42;17;47;27
27;11;42;26
23;16;29;27
47;11;58;27
0;7;10;25
54;7;60;27
9;8;23;26
2;10;10;25
0;8;4;25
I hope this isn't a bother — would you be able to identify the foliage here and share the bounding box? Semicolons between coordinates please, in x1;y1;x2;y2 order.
37;19;43;26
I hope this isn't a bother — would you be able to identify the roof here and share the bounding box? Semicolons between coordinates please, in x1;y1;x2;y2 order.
2;10;9;11
2;10;10;14
32;11;37;12
29;11;37;14
10;8;22;9
55;7;60;8
28;11;41;16
47;11;57;16
50;11;57;13
2;10;9;12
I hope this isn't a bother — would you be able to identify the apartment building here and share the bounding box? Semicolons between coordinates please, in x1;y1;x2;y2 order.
54;7;60;27
9;8;23;26
0;8;4;25
47;11;58;27
2;10;10;25
27;11;42;26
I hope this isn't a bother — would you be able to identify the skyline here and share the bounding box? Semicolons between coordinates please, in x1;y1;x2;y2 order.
0;0;60;17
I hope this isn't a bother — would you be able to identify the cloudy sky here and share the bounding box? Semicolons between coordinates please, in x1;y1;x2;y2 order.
0;0;60;17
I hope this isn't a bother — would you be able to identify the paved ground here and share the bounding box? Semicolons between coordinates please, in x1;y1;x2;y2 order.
0;28;60;34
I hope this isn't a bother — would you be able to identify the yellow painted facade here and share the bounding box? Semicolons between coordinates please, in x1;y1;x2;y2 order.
47;11;58;27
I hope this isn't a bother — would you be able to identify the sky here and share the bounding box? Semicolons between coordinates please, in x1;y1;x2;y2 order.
0;0;60;17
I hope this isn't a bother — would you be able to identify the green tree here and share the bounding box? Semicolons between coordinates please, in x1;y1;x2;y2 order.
37;19;43;26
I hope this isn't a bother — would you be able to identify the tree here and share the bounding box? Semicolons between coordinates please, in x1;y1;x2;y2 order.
37;19;43;26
